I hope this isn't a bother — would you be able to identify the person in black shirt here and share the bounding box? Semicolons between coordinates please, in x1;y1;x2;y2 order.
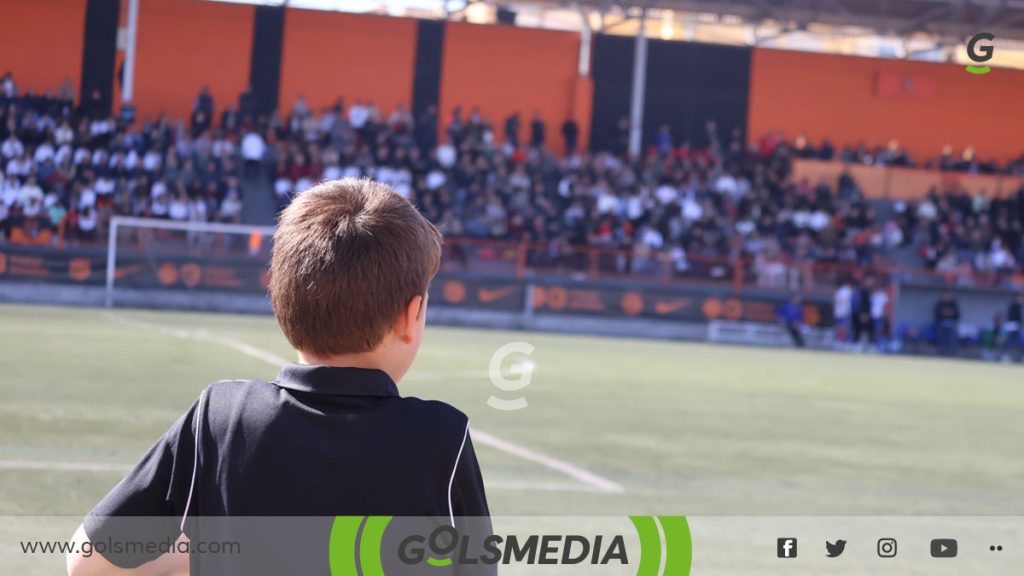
529;110;545;148
1006;293;1023;362
68;179;490;575
504;112;520;148
934;291;961;356
561;117;578;155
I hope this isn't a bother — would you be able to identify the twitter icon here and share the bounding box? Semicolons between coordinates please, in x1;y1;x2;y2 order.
826;540;847;558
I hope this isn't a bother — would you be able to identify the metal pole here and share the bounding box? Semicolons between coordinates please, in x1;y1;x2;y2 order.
121;0;140;104
105;219;118;308
578;8;592;77
628;9;648;158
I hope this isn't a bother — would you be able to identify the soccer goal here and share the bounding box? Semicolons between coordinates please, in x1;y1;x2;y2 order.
104;216;276;308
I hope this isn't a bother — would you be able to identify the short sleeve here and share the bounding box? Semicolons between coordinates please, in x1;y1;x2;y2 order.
82;394;203;568
450;431;490;518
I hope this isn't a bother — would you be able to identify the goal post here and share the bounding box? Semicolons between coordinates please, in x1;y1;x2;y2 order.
104;216;277;308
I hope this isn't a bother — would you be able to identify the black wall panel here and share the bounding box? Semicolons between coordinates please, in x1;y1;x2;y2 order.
249;5;286;116
644;40;751;149
80;0;120;115
589;34;634;153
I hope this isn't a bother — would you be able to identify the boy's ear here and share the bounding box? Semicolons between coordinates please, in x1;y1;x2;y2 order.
395;295;425;344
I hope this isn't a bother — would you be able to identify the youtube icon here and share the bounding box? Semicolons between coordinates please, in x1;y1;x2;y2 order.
931;539;958;558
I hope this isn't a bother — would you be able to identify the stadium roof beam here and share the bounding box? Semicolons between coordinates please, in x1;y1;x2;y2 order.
545;0;1024;41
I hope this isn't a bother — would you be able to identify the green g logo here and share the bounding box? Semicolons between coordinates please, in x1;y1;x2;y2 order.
966;32;994;74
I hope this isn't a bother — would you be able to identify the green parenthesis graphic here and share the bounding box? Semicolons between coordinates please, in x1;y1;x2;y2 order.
966;65;991;75
359;516;392;576
329;516;364;576
630;516;661;576
658;516;692;576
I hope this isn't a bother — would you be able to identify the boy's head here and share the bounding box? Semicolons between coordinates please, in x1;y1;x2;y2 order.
270;178;442;379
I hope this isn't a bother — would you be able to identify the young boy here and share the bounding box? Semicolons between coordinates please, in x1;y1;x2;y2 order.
67;178;489;574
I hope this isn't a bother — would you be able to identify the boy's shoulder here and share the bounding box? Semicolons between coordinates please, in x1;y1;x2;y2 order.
200;378;469;430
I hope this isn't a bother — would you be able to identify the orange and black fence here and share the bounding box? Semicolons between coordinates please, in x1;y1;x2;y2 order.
4;2;1023;164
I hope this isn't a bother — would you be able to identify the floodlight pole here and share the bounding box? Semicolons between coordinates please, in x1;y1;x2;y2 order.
628;9;648;158
121;0;139;104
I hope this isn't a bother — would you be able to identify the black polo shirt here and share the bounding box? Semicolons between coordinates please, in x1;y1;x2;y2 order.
85;364;489;568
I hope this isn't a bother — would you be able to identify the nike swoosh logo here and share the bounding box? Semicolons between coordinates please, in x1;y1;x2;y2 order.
654;299;691;314
114;265;144;280
478;287;515;303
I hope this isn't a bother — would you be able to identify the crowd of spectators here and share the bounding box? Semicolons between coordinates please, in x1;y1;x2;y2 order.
253;97;1024;286
0;78;245;247
2;74;1022;288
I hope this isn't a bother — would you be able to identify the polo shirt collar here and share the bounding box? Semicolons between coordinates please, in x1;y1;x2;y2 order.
274;363;399;397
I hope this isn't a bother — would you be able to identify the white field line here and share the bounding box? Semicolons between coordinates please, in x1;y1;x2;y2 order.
99;313;624;495
0;460;131;473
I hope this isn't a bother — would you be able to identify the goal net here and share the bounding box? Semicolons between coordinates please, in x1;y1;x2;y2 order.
104;216;276;309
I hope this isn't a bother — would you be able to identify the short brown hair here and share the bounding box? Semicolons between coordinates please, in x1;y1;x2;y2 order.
270;178;442;356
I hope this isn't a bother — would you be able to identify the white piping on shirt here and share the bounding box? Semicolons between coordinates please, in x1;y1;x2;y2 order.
447;421;470;527
180;388;207;532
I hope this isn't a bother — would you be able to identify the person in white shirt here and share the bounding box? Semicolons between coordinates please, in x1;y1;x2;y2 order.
17;176;43;206
833;281;854;347
1;135;24;160
55;122;74;146
347;101;369;130
219;189;243;223
1;175;19;207
241;130;266;178
33;142;56;165
77;207;98;241
870;286;889;349
168;191;190;221
6;154;32;178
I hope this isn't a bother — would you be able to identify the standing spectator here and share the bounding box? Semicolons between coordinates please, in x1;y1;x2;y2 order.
852;281;873;350
561;117;578;156
833;279;853;347
191;85;214;135
240;129;266;179
870;284;889;350
934;291;961;357
776;294;806;348
1006;293;1023;362
529;110;545;148
504;112;521;149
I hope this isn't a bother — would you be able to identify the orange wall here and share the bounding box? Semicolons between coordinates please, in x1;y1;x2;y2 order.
749;48;1024;163
0;0;85;97
279;10;416;116
440;22;585;156
133;0;254;123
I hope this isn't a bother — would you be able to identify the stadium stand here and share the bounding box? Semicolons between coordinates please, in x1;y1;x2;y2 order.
1;77;1022;295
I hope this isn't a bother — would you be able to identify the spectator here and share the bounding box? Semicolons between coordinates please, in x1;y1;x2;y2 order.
240;129;266;178
777;294;806;348
529;110;545;148
934;292;961;356
833;279;853;347
504;112;520;148
1006;293;1023;362
561;117;578;155
870;284;889;350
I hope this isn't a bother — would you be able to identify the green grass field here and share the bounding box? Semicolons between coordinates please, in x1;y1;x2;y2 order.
0;302;1022;519
2;303;1023;574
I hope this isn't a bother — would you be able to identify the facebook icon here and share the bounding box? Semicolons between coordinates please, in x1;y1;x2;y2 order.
778;538;798;558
